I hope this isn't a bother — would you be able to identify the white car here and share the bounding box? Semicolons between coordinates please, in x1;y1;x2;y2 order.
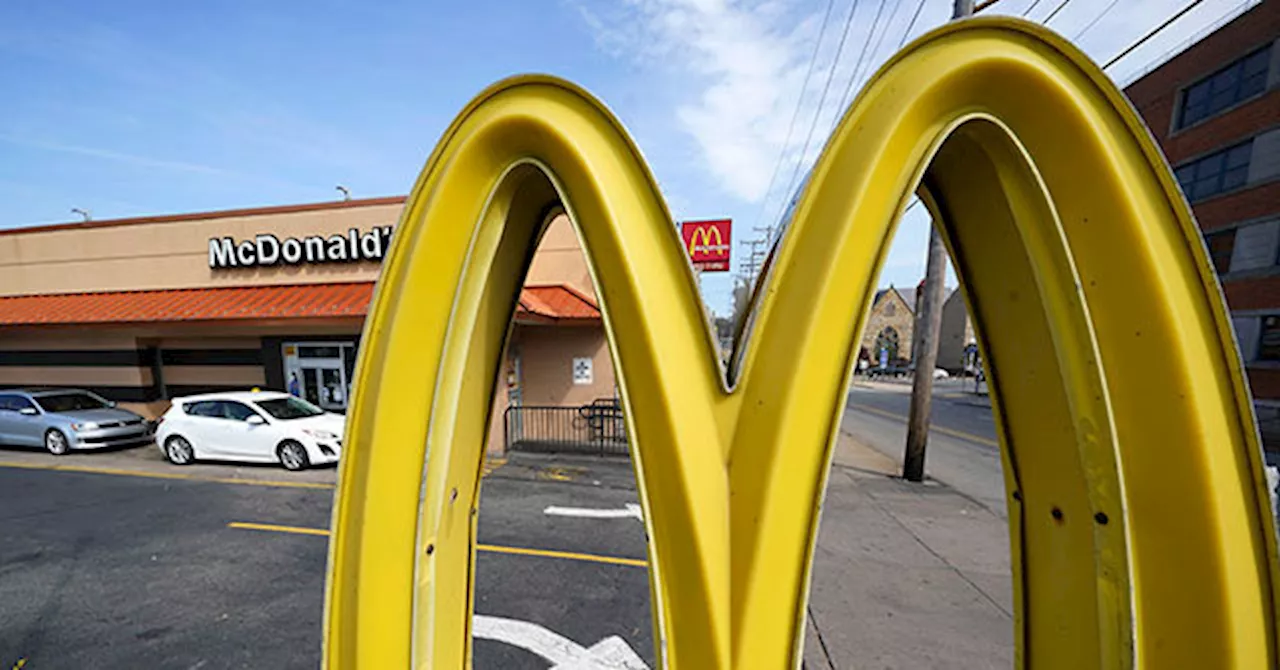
155;390;344;471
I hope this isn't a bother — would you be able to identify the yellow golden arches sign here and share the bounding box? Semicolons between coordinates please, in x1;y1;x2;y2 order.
322;16;1280;670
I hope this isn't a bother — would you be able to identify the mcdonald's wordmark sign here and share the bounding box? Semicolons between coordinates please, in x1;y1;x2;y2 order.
680;219;731;272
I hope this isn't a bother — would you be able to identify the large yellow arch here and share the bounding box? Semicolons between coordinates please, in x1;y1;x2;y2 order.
322;16;1280;669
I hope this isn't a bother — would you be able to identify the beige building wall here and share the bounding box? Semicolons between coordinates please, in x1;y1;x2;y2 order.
861;289;915;362
938;290;976;373
0;199;400;297
516;325;615;406
482;323;615;455
0;200;601;300
0;331;153;415
0;332;140;350
526;215;597;300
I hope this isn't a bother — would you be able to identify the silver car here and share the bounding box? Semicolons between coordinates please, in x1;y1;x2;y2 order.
0;388;153;455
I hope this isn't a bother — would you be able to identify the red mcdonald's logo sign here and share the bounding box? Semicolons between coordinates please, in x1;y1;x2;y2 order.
680;219;732;272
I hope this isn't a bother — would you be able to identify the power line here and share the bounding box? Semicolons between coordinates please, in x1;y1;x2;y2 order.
1021;0;1047;17
897;0;929;48
1073;0;1122;40
1042;0;1071;24
853;0;908;109
829;0;889;132
1104;0;1208;70
833;0;921;137
774;0;861;229
1121;0;1256;84
750;0;837;235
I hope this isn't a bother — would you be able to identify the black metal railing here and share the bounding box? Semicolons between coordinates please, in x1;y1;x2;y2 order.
504;398;628;456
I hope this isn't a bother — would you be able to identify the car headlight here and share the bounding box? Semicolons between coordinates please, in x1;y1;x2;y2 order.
301;429;339;441
71;422;99;431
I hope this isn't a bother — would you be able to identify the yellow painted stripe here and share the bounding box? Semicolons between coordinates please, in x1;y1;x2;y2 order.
228;521;648;568
848;403;1000;448
230;521;330;536
0;460;334;489
475;543;647;568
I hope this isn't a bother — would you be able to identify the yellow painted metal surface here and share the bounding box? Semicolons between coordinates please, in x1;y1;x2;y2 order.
323;16;1280;669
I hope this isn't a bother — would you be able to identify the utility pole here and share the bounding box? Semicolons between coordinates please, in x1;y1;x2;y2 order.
903;0;973;483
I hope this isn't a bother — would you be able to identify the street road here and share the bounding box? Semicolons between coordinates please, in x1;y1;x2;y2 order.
847;377;998;447
0;448;652;669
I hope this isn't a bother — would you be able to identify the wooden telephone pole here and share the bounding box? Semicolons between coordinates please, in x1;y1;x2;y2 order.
902;0;974;482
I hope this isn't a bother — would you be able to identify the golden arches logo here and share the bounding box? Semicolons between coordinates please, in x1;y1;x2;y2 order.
323;17;1280;669
686;224;725;255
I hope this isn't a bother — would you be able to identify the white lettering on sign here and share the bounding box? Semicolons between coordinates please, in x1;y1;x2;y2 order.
208;226;394;269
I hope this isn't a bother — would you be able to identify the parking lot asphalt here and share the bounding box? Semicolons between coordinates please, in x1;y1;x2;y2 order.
0;446;652;669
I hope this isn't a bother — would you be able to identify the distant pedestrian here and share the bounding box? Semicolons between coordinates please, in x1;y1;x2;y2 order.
288;372;301;397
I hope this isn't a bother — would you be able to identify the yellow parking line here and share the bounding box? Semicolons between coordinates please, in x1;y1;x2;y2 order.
0;460;334;489
848;403;1000;448
475;543;647;568
228;521;648;568
230;521;330;536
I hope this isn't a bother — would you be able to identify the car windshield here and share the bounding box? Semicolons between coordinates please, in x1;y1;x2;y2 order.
34;392;111;413
253;396;325;420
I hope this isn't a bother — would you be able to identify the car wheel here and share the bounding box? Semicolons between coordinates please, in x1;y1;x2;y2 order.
164;435;195;466
278;441;310;472
44;429;70;456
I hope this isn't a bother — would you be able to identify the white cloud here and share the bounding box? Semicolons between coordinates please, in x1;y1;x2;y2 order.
574;0;882;209
578;0;1260;215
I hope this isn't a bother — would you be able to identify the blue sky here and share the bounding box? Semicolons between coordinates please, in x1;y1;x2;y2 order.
0;0;1259;314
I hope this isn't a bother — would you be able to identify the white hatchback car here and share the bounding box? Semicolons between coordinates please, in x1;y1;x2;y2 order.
155;390;344;471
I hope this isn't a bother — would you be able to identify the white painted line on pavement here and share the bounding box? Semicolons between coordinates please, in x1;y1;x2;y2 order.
473;614;649;669
544;503;643;521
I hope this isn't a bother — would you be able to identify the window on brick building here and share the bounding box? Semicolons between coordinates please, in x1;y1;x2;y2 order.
1260;315;1280;362
1204;229;1236;274
1174;140;1253;202
1177;43;1272;129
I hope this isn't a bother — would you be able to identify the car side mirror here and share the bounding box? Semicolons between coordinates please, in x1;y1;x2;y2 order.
246;415;266;426
19;407;37;416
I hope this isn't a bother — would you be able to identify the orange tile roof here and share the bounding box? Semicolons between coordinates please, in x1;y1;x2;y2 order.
519;285;601;320
0;282;600;326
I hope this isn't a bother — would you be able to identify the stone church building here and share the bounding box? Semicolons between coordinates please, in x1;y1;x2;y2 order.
861;286;916;365
859;284;976;373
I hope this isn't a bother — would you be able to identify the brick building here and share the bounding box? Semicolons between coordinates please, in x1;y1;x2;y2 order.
1123;0;1280;450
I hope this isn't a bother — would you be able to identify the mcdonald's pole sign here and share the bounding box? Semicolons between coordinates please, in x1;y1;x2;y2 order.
680;219;731;272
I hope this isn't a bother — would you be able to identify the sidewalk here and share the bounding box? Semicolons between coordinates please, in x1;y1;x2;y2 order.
802;433;1014;669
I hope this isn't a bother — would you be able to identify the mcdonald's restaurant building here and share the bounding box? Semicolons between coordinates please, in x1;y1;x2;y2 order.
0;196;617;453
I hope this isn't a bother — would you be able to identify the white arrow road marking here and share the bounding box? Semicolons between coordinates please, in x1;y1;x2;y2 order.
543;503;643;521
473;614;649;669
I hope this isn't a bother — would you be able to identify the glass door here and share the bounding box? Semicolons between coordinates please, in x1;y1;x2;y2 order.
300;360;347;411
